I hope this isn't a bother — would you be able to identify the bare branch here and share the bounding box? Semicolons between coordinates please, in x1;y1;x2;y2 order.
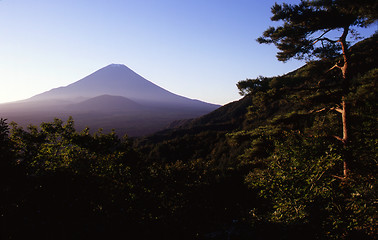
332;175;346;181
309;107;327;113
312;29;336;45
319;37;338;44
309;106;343;114
312;29;331;44
333;107;343;114
333;135;343;142
326;61;343;73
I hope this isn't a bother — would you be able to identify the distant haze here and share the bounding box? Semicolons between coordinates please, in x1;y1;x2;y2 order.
0;64;219;136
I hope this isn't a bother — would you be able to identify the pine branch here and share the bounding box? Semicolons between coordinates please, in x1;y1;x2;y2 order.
312;29;337;45
319;37;338;44
332;175;346;181
308;106;343;114
333;135;343;142
326;61;343;73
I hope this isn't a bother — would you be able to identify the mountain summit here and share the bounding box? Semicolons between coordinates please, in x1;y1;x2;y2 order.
0;64;220;136
30;64;218;110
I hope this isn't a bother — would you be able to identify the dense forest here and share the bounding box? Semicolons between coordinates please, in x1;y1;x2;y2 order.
1;1;377;239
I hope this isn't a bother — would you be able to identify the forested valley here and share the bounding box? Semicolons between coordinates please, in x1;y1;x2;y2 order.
1;1;377;239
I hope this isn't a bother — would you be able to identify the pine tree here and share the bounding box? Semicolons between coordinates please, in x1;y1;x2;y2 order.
257;0;377;178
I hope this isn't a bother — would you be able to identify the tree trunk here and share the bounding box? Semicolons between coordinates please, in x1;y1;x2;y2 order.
341;99;349;178
339;26;350;179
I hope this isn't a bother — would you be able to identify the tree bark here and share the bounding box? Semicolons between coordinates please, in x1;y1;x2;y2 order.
338;26;350;179
341;99;349;178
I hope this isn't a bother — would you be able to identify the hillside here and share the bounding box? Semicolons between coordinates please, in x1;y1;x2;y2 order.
139;33;378;144
1;34;377;240
134;34;377;238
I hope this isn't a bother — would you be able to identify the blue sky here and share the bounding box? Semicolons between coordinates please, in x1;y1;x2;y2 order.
0;0;376;105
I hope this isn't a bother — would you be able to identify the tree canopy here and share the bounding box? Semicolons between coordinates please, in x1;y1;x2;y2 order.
1;34;377;238
255;0;378;179
1;1;377;239
257;0;377;62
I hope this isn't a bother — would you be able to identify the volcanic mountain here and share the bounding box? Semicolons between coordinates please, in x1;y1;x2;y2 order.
0;64;220;136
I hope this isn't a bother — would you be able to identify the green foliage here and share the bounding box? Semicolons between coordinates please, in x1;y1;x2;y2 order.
0;118;16;180
0;118;9;142
241;130;376;238
3;116;258;239
245;133;340;220
231;67;377;236
237;76;270;96
0;118;12;161
2;117;147;238
1;30;377;240
9;117;127;176
133;34;377;238
229;33;378;238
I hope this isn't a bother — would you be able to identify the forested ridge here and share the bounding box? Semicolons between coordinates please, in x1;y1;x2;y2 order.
2;0;378;237
1;32;376;239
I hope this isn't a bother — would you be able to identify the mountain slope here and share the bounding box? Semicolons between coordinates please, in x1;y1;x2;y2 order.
0;64;220;136
137;34;378;153
133;36;377;238
29;64;219;110
68;95;144;113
